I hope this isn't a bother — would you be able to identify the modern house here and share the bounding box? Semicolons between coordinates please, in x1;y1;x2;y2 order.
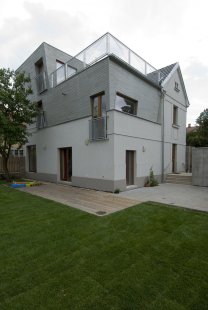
17;33;189;192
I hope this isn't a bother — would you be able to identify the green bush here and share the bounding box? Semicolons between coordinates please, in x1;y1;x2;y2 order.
145;168;158;187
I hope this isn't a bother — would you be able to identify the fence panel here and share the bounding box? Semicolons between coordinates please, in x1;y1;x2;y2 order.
0;157;25;174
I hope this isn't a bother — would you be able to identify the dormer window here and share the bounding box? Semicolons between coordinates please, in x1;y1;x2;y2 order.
174;82;180;92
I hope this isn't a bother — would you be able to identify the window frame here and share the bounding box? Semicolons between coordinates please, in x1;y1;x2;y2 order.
115;92;137;116
91;92;106;119
173;105;179;126
174;81;180;92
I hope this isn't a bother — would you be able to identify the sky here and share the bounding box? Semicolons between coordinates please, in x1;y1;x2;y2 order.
0;0;207;125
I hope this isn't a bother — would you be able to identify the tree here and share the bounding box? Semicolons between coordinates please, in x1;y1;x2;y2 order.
186;109;208;147
0;68;37;180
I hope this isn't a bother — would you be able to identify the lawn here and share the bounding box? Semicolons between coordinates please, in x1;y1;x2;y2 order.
0;186;208;309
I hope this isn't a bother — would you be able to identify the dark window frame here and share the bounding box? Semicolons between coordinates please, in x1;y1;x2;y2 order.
115;93;137;116
173;105;178;126
174;81;180;92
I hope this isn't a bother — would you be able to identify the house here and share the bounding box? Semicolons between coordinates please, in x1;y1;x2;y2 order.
17;33;189;192
186;123;198;135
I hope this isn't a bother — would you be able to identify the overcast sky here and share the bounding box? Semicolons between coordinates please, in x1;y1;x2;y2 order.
1;0;207;125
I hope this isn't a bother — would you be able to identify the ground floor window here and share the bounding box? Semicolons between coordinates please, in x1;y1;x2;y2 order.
27;145;37;172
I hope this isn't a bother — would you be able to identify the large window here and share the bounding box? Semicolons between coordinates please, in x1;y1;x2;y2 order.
35;58;47;93
173;105;178;125
27;145;37;172
91;93;106;118
115;93;137;115
36;101;46;129
56;60;77;84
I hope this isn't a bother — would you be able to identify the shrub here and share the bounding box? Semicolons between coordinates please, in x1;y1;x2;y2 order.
145;168;158;187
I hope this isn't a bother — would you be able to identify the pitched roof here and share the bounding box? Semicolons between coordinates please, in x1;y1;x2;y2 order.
159;63;177;83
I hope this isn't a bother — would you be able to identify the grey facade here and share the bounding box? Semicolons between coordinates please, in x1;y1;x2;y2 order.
18;33;189;192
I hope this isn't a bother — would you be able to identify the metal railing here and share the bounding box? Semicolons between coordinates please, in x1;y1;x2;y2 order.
35;72;47;93
89;116;107;141
36;111;46;129
50;33;165;87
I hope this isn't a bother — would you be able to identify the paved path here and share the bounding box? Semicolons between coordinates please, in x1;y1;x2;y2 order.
119;183;208;212
20;182;208;215
20;183;140;216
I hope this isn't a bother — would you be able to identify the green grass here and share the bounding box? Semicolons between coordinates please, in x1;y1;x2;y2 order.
0;186;208;310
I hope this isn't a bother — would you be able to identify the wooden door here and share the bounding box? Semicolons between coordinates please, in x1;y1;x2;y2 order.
60;147;72;181
126;151;135;186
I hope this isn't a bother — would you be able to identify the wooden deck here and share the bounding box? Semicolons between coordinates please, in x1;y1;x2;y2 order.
19;183;141;216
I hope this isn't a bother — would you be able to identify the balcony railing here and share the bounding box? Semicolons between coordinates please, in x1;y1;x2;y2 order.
36;111;46;129
89;116;107;141
35;72;47;93
50;33;165;87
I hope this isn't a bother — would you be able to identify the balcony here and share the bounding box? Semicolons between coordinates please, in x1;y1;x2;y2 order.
35;72;47;93
36;111;46;129
50;33;165;87
89;117;107;141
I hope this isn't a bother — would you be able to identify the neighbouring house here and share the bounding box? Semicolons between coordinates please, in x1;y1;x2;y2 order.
17;33;189;192
186;123;197;134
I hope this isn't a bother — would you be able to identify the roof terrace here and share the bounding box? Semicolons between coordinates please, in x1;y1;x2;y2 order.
50;33;165;88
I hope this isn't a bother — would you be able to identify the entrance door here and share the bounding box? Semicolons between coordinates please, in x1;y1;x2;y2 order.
126;151;135;186
60;147;72;181
172;144;177;173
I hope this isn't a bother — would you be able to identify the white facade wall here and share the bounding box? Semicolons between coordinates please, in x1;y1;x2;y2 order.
163;69;187;174
26;116;114;182
112;111;162;183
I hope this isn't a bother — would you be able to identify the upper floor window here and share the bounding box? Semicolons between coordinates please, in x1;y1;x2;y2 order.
91;93;106;118
36;101;46;129
56;60;65;84
115;93;137;115
173;105;178;126
35;58;47;93
174;81;180;92
56;60;77;84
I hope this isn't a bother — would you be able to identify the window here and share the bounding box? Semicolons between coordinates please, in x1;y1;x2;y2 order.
115;93;137;115
27;145;37;172
90;93;107;140
56;60;65;84
14;150;18;157
19;150;24;157
66;65;76;78
36;101;46;129
174;81;180;92
35;58;47;93
173;105;178;125
91;93;106;118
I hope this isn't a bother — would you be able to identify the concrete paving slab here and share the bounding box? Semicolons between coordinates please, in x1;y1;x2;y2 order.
119;183;208;212
19;183;140;216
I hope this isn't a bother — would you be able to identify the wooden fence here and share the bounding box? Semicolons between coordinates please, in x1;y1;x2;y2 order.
0;157;25;175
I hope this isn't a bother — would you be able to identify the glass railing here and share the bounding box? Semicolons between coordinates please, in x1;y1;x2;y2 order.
36;111;46;129
50;33;165;87
35;72;47;93
89;116;107;141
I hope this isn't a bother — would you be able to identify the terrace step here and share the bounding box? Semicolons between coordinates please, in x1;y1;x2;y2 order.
165;174;192;185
